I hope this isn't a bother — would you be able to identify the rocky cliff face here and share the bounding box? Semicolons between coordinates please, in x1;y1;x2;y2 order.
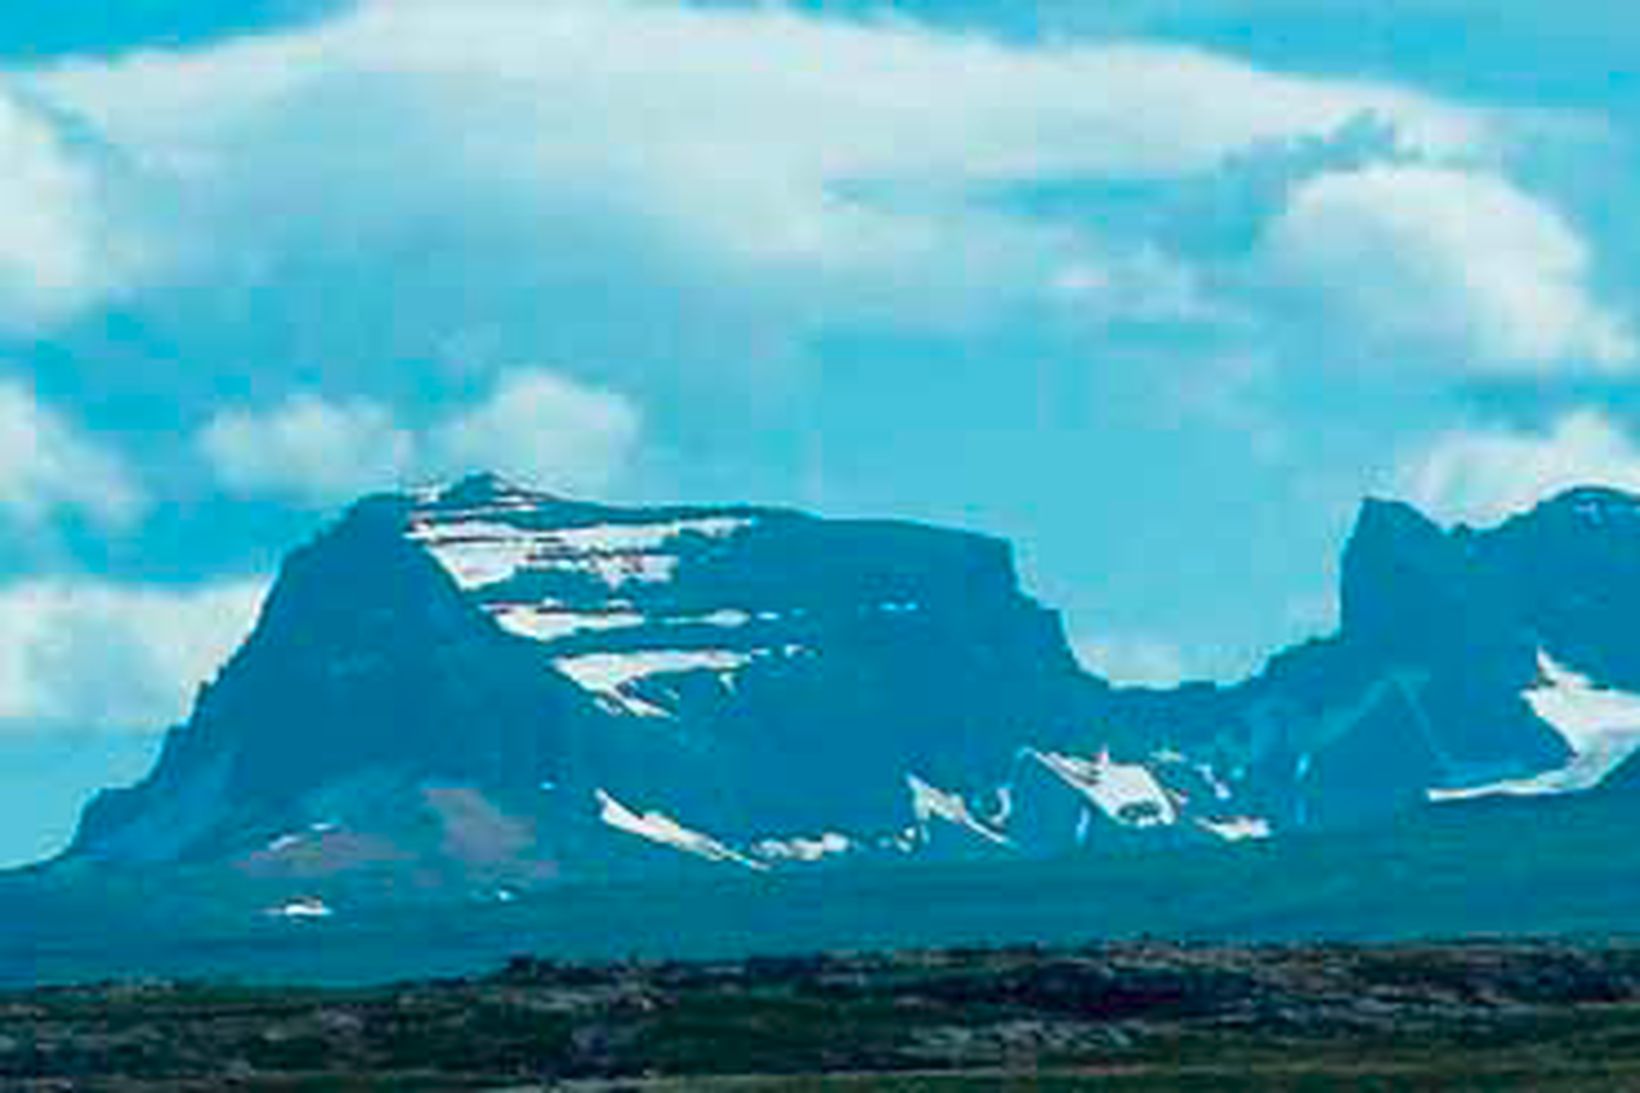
1085;488;1640;836
63;477;1640;898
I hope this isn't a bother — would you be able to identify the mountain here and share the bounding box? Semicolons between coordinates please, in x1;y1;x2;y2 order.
1083;487;1640;827
65;474;1095;888
57;476;1640;906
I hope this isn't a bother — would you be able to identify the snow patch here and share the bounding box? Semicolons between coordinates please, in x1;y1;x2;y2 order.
556;649;753;716
1433;651;1640;801
407;520;539;589
1196;816;1272;842
489;605;646;643
907;774;1010;846
1197;764;1234;802
752;832;853;863
1026;749;1178;829
699;609;756;627
548;518;753;553
267;897;333;920
409;514;752;591
596;789;767;871
265;820;338;854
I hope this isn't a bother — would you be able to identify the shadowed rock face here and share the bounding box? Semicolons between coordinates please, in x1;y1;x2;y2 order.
68;494;618;871
59;476;1640;889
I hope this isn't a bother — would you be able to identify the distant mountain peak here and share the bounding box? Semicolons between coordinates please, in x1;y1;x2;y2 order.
1526;485;1640;529
420;471;566;510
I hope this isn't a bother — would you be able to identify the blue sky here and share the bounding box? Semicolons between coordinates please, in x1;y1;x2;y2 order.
4;0;1640;865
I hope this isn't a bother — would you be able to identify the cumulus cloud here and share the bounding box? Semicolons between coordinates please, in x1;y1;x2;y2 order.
0;577;265;732
0;0;1505;375
199;369;641;504
1398;410;1640;525
0;86;153;332
0;380;145;529
200;393;413;505
429;369;642;496
1263;166;1635;372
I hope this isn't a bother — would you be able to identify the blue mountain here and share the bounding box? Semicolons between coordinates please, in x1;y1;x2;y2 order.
59;476;1640;903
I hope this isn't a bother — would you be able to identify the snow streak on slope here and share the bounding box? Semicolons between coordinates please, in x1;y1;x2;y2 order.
266;897;334;920
1195;816;1272;842
907;774;1010;846
1432;651;1640;801
595;790;767;871
556;650;755;717
485;605;648;643
1026;749;1179;829
752;832;853;863
408;515;752;592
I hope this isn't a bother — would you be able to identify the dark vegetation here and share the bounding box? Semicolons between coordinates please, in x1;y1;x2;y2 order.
7;941;1640;1090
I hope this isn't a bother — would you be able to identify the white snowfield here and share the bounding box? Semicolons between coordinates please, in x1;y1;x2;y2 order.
554;649;755;717
595;789;767;871
263;820;340;855
408;513;754;591
487;605;647;643
1195;815;1273;842
1432;650;1640;802
1026;749;1179;829
752;832;853;863
485;604;771;645
907;774;1010;845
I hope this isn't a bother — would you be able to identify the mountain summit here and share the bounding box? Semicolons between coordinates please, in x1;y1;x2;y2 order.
61;478;1640;901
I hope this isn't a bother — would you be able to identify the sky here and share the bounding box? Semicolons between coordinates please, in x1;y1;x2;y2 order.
5;0;1640;865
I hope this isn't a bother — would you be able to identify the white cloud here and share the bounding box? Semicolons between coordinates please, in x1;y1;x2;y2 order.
199;369;641;504
429;369;641;495
1263;166;1635;372
1398;410;1640;525
5;0;1504;366
200;393;413;505
0;380;145;529
0;577;265;732
39;1;1489;180
0;88;135;331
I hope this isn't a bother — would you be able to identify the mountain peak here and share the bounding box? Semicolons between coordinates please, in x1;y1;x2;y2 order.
425;471;562;510
1351;495;1441;536
1339;496;1459;643
1527;485;1640;529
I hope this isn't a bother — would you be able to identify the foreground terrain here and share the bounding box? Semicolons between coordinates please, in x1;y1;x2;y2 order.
8;941;1640;1090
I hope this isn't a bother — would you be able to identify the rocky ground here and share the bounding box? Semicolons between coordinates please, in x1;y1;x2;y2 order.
7;940;1640;1090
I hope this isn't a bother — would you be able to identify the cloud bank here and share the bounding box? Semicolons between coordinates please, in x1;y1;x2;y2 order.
0;577;265;732
1264;166;1634;372
3;0;1510;376
199;368;642;505
0;381;144;529
1399;411;1640;525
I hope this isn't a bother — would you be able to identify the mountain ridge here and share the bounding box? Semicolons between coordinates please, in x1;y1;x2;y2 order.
55;474;1640;906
